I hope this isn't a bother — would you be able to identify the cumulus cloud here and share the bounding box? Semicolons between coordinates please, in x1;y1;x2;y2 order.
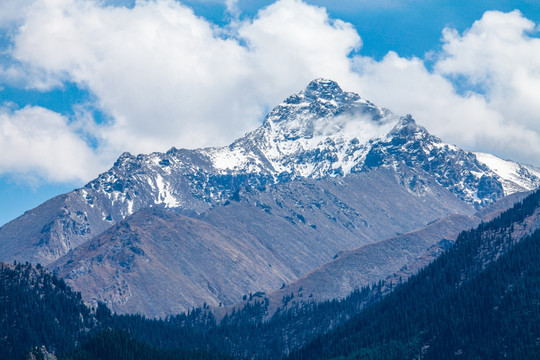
10;0;359;158
1;0;540;185
351;51;540;166
351;10;540;165
239;0;360;91
434;10;540;162
0;105;105;183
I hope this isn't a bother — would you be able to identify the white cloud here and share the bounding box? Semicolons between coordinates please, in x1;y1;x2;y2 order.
350;51;540;165
434;10;540;163
350;10;540;166
0;105;105;183
2;0;540;186
0;0;36;28
239;0;360;91
225;0;241;19
10;0;359;158
0;63;63;90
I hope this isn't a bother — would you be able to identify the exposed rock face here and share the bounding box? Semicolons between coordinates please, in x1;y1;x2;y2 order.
26;346;57;360
263;190;533;312
50;168;474;317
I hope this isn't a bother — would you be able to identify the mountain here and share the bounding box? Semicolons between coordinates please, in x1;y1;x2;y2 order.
265;214;479;307
2;79;538;267
83;188;540;360
49;169;473;317
4;190;540;360
290;188;540;360
475;151;540;194
265;190;533;309
2;79;540;317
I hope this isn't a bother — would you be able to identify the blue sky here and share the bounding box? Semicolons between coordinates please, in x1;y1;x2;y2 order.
0;0;539;226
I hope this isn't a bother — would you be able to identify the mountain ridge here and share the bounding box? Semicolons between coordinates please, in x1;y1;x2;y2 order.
3;79;538;266
50;168;474;316
1;79;540;316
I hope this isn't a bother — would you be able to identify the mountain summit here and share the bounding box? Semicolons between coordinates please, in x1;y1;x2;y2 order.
210;78;399;178
206;79;537;204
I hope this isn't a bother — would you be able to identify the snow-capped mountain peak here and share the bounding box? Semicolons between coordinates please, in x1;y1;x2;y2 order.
75;79;539;225
262;78;397;140
4;79;540;267
209;79;401;177
474;152;540;195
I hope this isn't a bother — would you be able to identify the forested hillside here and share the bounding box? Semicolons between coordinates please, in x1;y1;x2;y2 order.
3;189;540;359
290;190;540;359
0;262;95;359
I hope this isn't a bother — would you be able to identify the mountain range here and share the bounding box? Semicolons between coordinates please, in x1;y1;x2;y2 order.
3;188;540;359
1;79;539;317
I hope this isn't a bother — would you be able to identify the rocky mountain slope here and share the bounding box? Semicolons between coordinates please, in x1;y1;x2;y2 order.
50;168;473;317
1;79;540;317
266;190;532;310
2;79;538;267
267;214;479;306
291;189;540;360
475;151;540;195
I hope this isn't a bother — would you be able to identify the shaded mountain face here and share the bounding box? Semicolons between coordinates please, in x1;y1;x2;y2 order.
290;190;540;360
50;168;473;317
264;190;533;311
2;79;538;267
